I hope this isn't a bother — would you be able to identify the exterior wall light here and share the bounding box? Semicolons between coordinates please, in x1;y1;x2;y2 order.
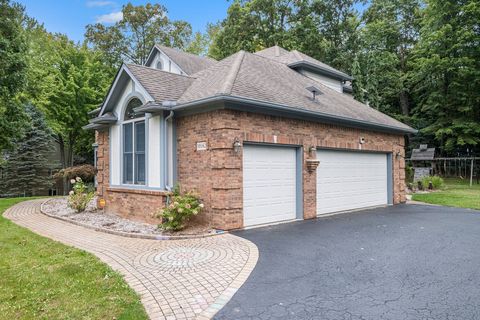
395;151;404;160
233;138;242;154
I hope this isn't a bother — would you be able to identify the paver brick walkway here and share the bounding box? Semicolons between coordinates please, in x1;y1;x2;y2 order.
4;200;258;320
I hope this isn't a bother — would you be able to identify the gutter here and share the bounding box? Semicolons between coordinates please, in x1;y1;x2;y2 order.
164;110;174;191
172;95;417;134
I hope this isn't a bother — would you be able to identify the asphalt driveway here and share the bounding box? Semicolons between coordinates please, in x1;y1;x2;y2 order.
215;204;480;320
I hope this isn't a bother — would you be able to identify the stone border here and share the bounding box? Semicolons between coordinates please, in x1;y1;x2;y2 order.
197;237;259;320
40;198;226;240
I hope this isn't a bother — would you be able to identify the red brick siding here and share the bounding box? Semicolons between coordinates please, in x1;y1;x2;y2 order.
95;130;167;224
176;109;406;230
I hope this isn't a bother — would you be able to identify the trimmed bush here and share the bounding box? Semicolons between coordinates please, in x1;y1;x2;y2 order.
54;165;97;182
157;186;204;231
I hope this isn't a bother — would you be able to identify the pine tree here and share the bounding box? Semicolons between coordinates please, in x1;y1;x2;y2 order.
4;104;54;195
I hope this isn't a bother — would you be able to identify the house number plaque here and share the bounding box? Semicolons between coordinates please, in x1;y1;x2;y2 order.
196;141;208;151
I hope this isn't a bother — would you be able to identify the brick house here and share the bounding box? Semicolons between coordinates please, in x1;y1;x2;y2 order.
85;45;415;230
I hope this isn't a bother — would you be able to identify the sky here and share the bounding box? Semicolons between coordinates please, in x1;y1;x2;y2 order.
16;0;231;43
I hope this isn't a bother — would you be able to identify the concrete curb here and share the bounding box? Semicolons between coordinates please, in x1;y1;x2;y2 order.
39;198;226;240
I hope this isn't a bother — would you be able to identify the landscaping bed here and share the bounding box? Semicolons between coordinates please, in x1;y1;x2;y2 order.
41;197;217;237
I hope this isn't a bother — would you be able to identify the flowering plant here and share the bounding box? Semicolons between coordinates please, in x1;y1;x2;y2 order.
158;186;204;231
67;177;94;212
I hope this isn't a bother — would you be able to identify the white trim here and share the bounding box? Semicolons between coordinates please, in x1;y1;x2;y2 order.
98;64;155;117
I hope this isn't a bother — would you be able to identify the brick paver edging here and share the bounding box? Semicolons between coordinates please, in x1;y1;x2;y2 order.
4;200;259;319
40;198;225;240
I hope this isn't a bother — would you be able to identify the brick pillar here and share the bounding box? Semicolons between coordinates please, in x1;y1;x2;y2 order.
95;130;109;200
303;144;317;219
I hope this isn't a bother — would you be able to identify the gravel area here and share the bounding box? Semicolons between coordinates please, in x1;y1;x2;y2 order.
42;197;215;236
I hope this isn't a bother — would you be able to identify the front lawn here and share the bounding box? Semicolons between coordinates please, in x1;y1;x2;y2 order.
0;197;148;320
412;179;480;210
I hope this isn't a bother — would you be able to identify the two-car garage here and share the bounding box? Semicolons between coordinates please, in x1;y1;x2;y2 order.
243;144;391;227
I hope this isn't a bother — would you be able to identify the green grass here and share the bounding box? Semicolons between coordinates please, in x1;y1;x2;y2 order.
412;178;480;210
0;197;148;320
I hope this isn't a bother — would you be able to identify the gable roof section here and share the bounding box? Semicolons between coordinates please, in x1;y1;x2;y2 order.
178;51;414;133
126;64;194;102
146;44;217;75
255;46;352;81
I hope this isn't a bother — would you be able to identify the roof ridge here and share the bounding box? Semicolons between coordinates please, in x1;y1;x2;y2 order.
155;44;217;62
291;50;303;61
125;63;195;79
219;51;246;95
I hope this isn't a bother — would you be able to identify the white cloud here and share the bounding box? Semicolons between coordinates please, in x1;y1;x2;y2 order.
86;1;115;7
96;11;123;23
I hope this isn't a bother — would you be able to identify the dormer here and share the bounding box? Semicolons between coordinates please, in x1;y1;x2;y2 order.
255;46;353;95
145;44;217;76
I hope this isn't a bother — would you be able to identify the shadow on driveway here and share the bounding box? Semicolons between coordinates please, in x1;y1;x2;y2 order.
215;204;480;320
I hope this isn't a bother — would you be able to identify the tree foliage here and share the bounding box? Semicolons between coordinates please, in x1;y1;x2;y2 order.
2;105;54;196
85;3;194;66
410;0;480;154
0;0;28;150
24;22;111;169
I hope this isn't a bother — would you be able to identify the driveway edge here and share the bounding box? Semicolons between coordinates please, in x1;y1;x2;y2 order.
197;237;259;319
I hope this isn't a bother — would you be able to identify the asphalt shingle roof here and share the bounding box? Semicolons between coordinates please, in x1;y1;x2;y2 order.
255;46;352;80
176;51;413;132
126;64;194;102
116;46;414;133
155;45;217;75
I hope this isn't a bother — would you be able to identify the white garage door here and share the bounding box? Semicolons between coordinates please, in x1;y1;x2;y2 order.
316;150;388;215
243;145;297;227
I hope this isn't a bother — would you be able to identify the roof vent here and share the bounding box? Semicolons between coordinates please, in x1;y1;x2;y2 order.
419;144;428;151
306;85;322;101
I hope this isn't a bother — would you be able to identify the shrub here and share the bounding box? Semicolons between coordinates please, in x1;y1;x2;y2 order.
158;186;204;231
68;177;95;212
419;175;444;190
405;165;414;183
54;165;97;182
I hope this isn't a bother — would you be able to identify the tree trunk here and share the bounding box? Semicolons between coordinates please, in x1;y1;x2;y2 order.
399;90;409;116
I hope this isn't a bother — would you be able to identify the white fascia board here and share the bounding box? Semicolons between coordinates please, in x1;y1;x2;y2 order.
98;64;155;117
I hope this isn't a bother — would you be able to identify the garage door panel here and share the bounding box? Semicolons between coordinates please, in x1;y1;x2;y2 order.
317;150;388;215
243;145;297;227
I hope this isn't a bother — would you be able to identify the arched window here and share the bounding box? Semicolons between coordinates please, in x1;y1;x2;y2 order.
122;97;145;185
124;98;142;120
156;60;163;70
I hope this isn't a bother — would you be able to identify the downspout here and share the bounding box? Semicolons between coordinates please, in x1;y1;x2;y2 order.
164;110;174;191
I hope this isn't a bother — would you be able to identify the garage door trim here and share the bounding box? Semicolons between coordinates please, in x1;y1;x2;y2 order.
243;142;303;226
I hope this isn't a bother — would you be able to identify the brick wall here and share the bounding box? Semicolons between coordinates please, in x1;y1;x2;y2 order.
176;109;406;230
95;130;167;224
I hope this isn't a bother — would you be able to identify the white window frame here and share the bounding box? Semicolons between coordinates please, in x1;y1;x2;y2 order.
121;97;146;186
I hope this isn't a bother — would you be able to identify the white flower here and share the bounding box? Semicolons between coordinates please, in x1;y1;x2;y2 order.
177;208;183;213
76;177;82;182
192;210;198;215
69;190;74;196
70;179;76;184
199;203;204;208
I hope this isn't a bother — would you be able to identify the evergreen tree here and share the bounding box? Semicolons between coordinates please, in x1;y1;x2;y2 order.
4;105;54;196
410;0;480;154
